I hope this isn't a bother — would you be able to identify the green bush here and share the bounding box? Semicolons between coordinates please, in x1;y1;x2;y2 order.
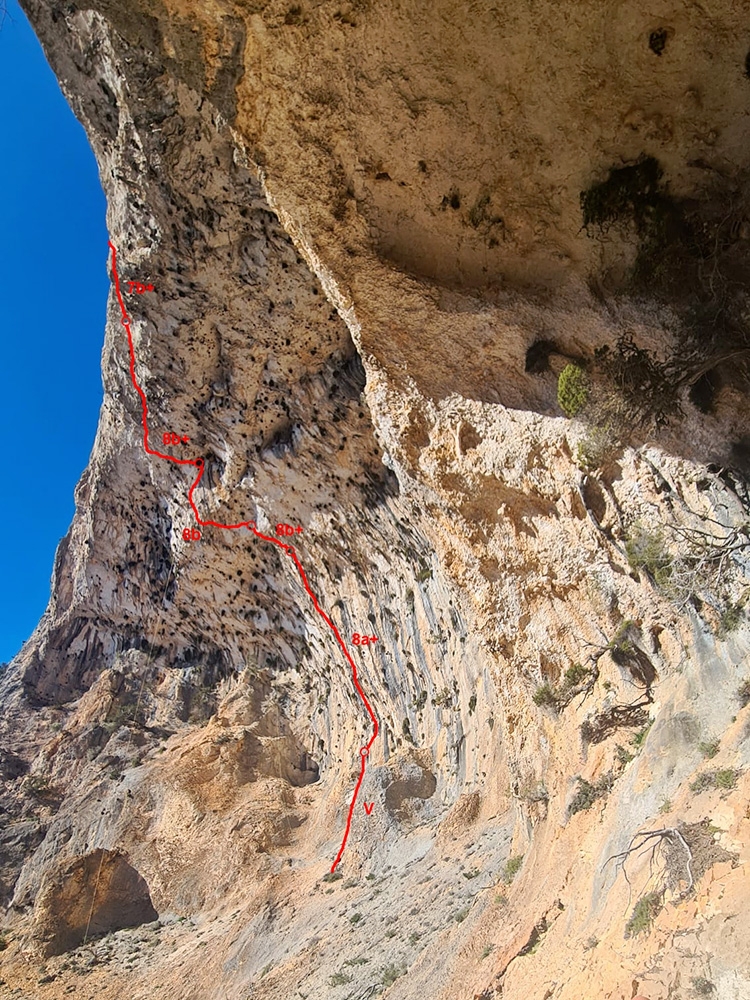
715;768;740;790
738;678;750;707
624;524;673;587
329;971;352;986
533;683;557;708
631;721;653;749
557;364;589;417
718;602;744;638
698;738;720;759
569;774;613;816
562;663;589;689
609;619;637;656
615;744;634;766
690;772;715;793
24;775;55;798
625;891;662;937
381;963;406;987
502;855;524;883
690;768;740;792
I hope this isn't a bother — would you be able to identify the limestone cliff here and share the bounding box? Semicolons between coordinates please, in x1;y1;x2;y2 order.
2;2;750;998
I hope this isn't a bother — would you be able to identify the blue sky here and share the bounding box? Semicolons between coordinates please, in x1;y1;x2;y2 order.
0;0;108;662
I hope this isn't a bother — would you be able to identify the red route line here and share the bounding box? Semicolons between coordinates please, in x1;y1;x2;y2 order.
108;239;378;871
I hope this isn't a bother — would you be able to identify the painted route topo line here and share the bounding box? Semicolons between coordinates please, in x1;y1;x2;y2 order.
108;239;378;871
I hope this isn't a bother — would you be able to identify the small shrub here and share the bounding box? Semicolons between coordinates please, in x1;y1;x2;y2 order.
558;363;589;417
583;935;598;950
322;871;343;883
631;721;653;749
533;683;557;708
609;619;637;656
698;738;720;759
615;744;634;766
462;867;480;880
344;956;369;966
0;935;7;951
569;773;613;816
349;912;362;925
454;906;470;923
624;524;673;587
502;855;524;883
24;775;55;798
562;663;588;688
569;777;598;814
495;892;508;905
738;679;750;707
690;768;740;792
691;976;716;996
715;768;739;790
480;944;494;960
329;971;352;987
690;772;716;793
593;335;682;430
625;891;662;937
576;422;619;469
381;963;405;987
468;693;477;714
718;602;744;638
658;797;672;814
408;931;421;945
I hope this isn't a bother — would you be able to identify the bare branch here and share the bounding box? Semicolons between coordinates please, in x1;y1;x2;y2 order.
602;827;694;899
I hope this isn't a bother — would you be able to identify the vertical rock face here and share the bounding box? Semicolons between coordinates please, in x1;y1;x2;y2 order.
2;2;750;998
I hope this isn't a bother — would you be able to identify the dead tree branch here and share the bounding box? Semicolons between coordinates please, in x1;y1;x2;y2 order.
603;827;694;898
